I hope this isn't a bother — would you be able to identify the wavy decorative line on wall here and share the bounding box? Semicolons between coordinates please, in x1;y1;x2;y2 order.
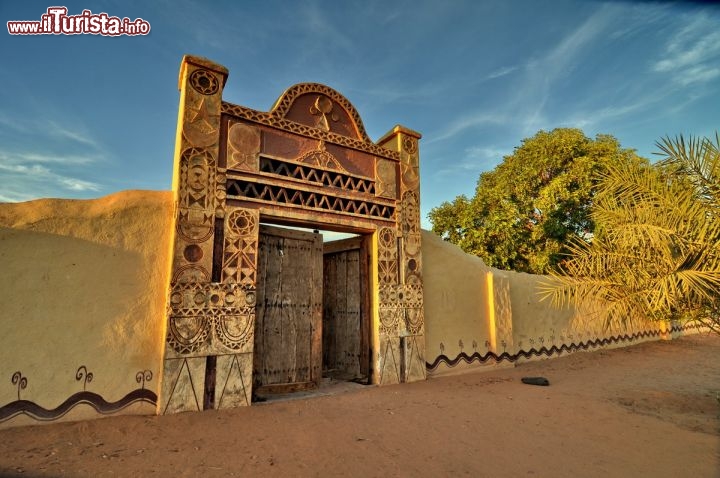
0;389;158;423
1;367;157;424
426;323;701;372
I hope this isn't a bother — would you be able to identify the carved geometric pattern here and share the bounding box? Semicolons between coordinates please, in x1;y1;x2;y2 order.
214;312;255;350
178;148;215;209
190;69;220;95
377;227;399;285
259;157;374;194
167;282;257;354
375;158;397;199
166;314;211;355
176;209;214;244
172;264;211;284
379;337;401;385
309;95;339;131
405;308;424;335
226;179;395;221
161;357;204;415
222;208;259;285
169;282;256;312
271;84;371;142
401;284;423;309
222;237;258;286
227;122;260;171
378;284;423;309
400;189;422;287
227;209;257;237
184;97;220;148
216;354;251;408
379;308;399;335
222;101;400;160
401;162;420;191
404;334;426;381
296;145;347;172
400;190;421;235
402;136;418;154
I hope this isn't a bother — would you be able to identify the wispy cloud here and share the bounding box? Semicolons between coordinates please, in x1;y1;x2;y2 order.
485;66;518;80
511;4;620;135
653;12;720;85
46;121;99;148
299;2;355;54
0;113;101;148
0;161;101;202
0;115;105;201
565;93;666;130
426;113;508;144
435;145;510;176
0;151;97;165
428;4;621;144
465;145;510;162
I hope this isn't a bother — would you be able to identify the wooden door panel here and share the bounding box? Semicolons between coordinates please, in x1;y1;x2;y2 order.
254;225;322;391
322;237;368;381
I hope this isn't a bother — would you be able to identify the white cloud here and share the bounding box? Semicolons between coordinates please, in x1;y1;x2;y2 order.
46;120;99;148
0;150;102;202
0;151;96;165
59;178;101;191
677;66;720;86
0;109;105;201
434;145;510;176
464;146;509;161
428;4;621;144
485;66;518;80
425;113;508;144
652;12;720;85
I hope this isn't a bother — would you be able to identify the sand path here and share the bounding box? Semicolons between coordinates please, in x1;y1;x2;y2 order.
1;334;718;477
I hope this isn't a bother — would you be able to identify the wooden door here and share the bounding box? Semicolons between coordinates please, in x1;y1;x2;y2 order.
322;236;370;382
253;225;323;394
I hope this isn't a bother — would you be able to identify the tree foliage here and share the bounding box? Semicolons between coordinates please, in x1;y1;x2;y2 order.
429;128;644;274
541;133;720;333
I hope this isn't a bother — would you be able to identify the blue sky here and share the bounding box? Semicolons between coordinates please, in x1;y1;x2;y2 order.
1;1;718;228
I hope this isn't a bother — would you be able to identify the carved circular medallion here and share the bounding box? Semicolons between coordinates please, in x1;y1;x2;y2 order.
227;209;257;237
189;69;219;95
406;309;424;335
378;227;395;250
216;313;255;350
167;315;210;354
183;244;204;263
402;136;418;154
245;290;257;306
379;308;399;335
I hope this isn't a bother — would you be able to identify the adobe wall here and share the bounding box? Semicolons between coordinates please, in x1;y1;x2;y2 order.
423;230;694;377
0;191;173;428
0;190;702;428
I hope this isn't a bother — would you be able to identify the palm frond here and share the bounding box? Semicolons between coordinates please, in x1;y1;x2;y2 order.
541;132;720;333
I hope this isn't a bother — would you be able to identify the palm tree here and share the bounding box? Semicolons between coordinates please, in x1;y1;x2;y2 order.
540;133;720;334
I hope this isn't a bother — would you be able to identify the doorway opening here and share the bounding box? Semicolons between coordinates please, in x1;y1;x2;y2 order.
252;223;372;402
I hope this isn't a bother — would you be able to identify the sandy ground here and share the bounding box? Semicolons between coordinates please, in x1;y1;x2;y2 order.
1;334;718;478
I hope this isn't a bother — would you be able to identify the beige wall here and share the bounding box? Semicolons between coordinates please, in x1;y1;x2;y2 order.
0;191;174;428
422;230;689;377
0;191;701;428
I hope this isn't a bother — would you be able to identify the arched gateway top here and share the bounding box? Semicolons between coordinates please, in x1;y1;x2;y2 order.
161;55;426;415
268;83;373;143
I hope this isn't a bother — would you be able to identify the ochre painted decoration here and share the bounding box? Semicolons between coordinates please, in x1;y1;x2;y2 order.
425;323;700;373
160;55;425;414
0;368;157;424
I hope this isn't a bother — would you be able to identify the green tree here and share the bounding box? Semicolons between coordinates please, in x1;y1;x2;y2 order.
541;134;720;333
429;128;644;274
